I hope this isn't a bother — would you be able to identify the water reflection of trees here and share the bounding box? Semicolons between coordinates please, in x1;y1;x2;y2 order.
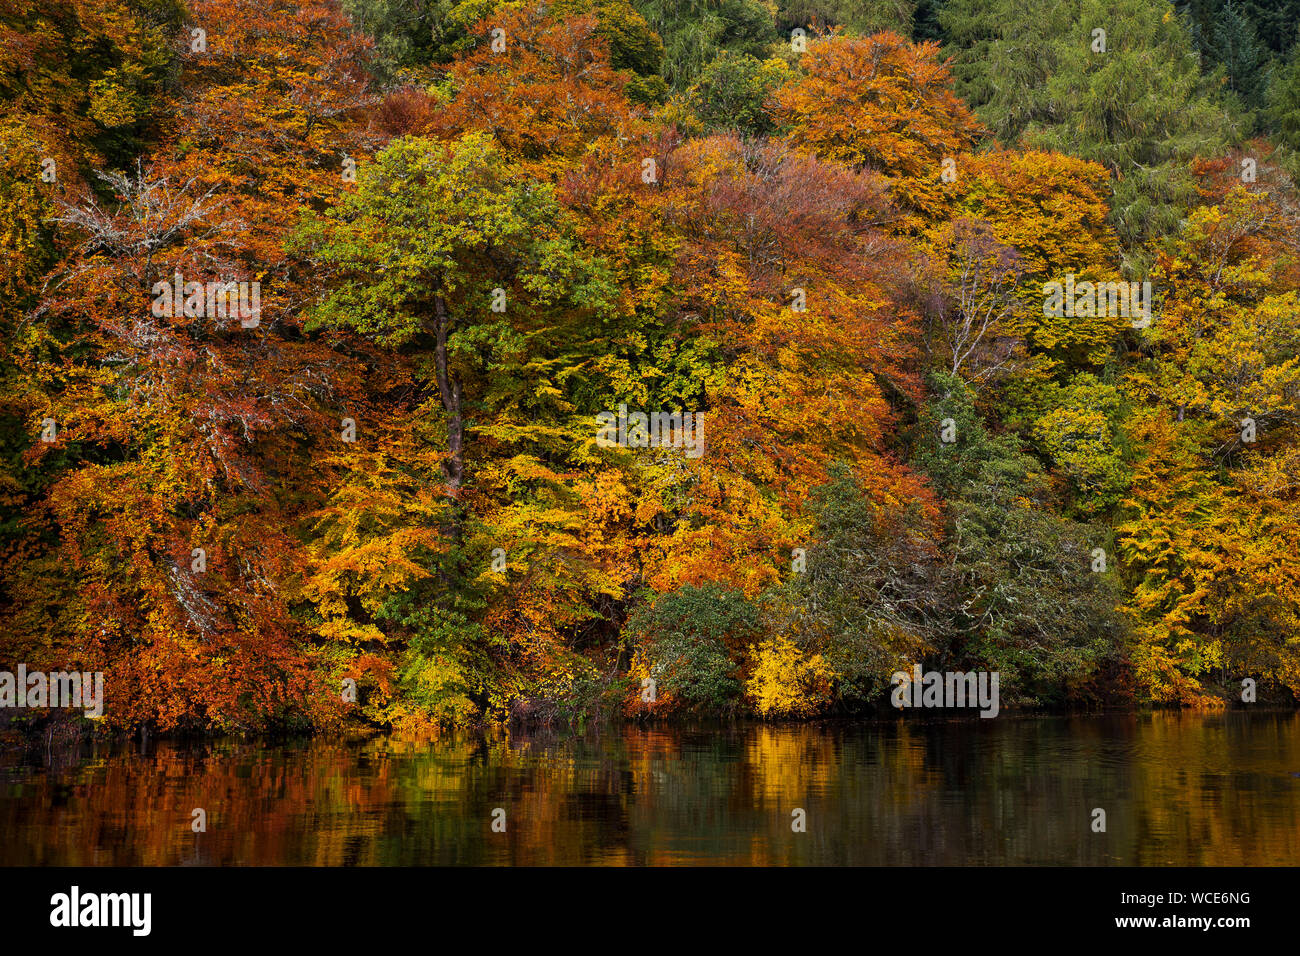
2;713;1298;865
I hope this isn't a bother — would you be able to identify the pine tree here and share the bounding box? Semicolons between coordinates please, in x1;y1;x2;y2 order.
1240;0;1300;55
944;0;1243;269
1266;41;1300;146
913;0;946;42
1213;0;1270;109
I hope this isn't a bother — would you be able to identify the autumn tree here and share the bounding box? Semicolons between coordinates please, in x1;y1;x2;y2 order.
770;31;982;228
1117;184;1300;703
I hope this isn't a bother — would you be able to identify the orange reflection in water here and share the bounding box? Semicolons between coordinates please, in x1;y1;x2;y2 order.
2;712;1299;866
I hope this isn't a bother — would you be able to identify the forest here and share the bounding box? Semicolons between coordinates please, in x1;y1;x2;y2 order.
3;0;1300;734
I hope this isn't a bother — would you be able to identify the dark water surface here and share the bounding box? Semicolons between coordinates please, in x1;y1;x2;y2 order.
3;712;1299;865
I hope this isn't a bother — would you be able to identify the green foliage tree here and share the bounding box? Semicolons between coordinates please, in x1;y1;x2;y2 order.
1266;41;1300;147
295;132;616;511
628;584;758;711
340;0;466;77
1211;0;1271;110
942;0;1242;267
764;463;943;708
1237;0;1300;55
632;0;777;89
911;0;945;42
916;373;1127;704
682;50;789;134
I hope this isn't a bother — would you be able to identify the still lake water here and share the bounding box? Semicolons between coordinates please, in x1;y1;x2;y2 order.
2;711;1299;866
